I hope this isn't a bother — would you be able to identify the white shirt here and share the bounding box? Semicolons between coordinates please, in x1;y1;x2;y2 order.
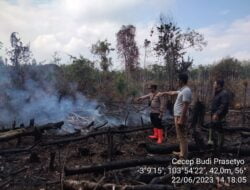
173;86;192;116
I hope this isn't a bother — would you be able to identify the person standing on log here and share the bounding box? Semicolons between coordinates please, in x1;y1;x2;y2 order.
158;73;192;159
137;84;166;144
208;79;230;147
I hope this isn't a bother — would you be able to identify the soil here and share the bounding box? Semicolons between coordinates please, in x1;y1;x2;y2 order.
0;110;249;190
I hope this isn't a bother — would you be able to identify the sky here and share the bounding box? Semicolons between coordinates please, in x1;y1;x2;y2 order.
0;0;250;69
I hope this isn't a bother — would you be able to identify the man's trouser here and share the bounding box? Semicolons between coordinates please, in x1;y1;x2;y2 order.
175;116;188;158
150;113;163;129
209;118;225;154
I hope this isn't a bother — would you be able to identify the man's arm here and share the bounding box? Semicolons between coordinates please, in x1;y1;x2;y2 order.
213;92;229;120
137;94;151;102
159;91;179;96
178;89;192;125
159;96;166;118
178;102;190;125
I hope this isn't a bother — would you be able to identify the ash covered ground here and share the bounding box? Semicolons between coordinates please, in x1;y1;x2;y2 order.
0;110;249;190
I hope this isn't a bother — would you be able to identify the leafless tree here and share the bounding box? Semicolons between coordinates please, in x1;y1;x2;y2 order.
116;25;139;79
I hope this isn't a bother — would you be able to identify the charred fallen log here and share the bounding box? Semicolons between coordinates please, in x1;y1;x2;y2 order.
0;121;64;142
43;130;106;146
0;141;40;155
240;132;250;138
0;167;28;189
203;121;250;133
64;179;175;190
222;146;250;156
43;126;152;146
145;143;199;154
94;121;108;130
219;126;250;132
230;137;250;146
146;143;250;156
150;174;172;184
64;157;172;176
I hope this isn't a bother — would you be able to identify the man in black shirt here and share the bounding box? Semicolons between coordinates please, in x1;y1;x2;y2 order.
211;79;229;121
208;79;230;146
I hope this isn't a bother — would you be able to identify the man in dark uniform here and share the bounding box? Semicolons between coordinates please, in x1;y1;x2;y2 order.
208;79;230;146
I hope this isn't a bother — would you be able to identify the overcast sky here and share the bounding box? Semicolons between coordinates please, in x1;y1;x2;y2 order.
0;0;250;69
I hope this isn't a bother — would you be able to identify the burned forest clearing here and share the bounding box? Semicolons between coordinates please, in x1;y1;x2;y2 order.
1;1;250;189
0;102;250;190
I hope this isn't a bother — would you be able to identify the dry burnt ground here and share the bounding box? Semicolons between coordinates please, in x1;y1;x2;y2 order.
0;112;249;190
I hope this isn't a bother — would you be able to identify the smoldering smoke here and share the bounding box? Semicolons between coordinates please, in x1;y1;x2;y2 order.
0;64;96;125
0;63;151;131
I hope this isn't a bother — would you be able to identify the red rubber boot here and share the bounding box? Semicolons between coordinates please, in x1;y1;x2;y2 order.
157;129;164;144
148;128;158;139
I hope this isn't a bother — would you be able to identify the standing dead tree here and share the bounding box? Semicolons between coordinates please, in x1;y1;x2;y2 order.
142;39;151;92
7;32;32;67
6;32;32;88
242;81;248;124
116;25;139;81
91;39;114;97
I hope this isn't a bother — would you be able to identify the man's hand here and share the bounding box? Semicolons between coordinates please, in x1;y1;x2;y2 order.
177;116;186;125
212;114;219;121
159;112;163;119
158;92;169;96
136;97;142;102
157;92;164;97
178;102;189;125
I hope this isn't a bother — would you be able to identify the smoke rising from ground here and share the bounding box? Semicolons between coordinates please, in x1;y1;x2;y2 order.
0;64;97;126
0;63;152;131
